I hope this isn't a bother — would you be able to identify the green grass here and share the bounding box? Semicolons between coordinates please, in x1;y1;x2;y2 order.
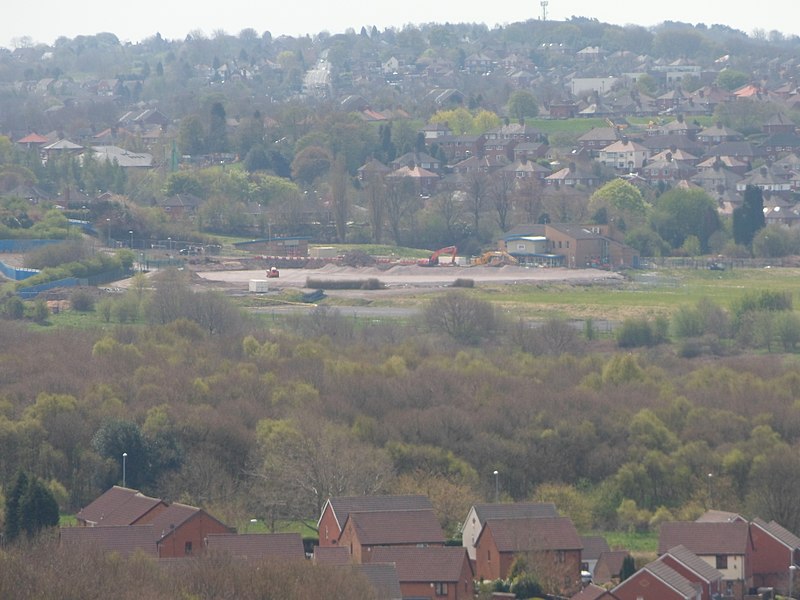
601;530;658;554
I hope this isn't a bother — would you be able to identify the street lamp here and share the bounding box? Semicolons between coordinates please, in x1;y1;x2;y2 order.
128;230;133;249
122;452;128;488
493;470;499;502
707;472;713;508
106;218;111;247
790;564;797;600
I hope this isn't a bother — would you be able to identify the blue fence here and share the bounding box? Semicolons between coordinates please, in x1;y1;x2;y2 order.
0;260;39;281
0;239;62;253
17;277;83;299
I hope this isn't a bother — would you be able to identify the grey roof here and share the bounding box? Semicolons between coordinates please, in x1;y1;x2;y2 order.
92;145;153;168
473;502;558;524
642;560;701;599
60;524;156;557
481;516;582;552
76;486;164;527
355;563;403;600
346;509;445;546
205;532;305;561
660;544;723;582
324;495;433;529
581;536;611;561
369;546;472;582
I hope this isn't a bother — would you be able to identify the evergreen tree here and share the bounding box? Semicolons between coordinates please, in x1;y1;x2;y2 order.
19;478;59;538
620;555;636;581
733;185;766;247
4;470;28;543
208;102;229;154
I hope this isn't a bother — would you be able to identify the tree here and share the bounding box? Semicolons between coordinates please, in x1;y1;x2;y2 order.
733;185;765;247
208;102;228;153
650;188;720;252
4;470;58;542
716;69;750;91
177;115;206;156
507;90;539;121
620;555;636;581
329;155;349;243
290;146;332;186
747;449;800;534
4;470;28;542
589;179;647;230
424;291;497;344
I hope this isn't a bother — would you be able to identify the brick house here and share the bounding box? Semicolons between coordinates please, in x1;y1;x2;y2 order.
658;521;752;600
338;509;446;564
657;545;723;600
749;518;800;593
593;550;631;585
76;486;166;527
474;516;582;596
461;502;558;561
598;139;649;171
612;560;701;600
317;495;434;547
370;546;474;600
150;503;233;558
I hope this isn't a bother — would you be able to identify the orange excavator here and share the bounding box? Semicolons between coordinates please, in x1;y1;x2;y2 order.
417;245;457;267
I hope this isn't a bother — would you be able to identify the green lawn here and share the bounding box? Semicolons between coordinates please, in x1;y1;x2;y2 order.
601;530;658;554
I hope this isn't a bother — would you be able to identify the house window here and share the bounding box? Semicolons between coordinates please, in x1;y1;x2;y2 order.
184;541;193;555
434;582;448;596
488;550;491;562
716;555;728;569
556;550;566;563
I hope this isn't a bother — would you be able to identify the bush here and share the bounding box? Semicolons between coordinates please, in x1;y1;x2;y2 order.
452;278;474;288
70;289;95;312
616;317;667;348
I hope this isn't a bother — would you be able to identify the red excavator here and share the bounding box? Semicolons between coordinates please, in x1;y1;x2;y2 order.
266;266;280;278
417;245;457;267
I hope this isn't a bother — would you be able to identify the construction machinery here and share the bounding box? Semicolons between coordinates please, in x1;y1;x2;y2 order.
266;266;280;278
471;250;519;267
417;245;457;267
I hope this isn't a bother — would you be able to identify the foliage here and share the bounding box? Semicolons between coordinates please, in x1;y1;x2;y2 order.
589;179;647;230
3;470;59;542
733;185;765;248
424;291;497;344
650;188;720;253
616;317;668;348
507;90;539;121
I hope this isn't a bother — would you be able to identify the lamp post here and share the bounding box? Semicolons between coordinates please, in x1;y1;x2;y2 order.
106;218;111;247
493;470;499;502
790;564;797;600
122;452;127;488
707;472;713;508
128;230;133;249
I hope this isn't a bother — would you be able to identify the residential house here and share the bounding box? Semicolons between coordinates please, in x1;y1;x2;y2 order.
437;134;485;163
76;485;166;527
501;158;551;180
581;536;611;580
577;127;619;154
485;123;542;143
736;166;794;197
697;124;744;146
370;546;474;600
612;560;701;600
694;510;746;524
386;164;439;196
150;502;233;558
483;138;517;162
205;532;305;562
338;509;446;564
658;521;752;599
761;132;800;161
317;495;434;547
421;122;453;140
642;151;697;182
544;162;601;188
513;142;549;162
314;545;353;565
390;151;442;173
592;550;631;585
657;545;723;600
461;502;559;561
763;113;797;135
465;52;493;74
357;158;392;182
60;524;157;557
749;518;800;593
474;516;582;595
158;194;203;219
570;583;621;600
598;138;649;171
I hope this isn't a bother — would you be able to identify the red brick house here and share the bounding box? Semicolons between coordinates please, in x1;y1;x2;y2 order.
657;545;723;600
317;495;434;547
592;550;630;585
570;583;622;600
749;518;800;593
205;532;305;562
461;502;558;561
370;546;474;600
658;521;752;599
612;560;701;600
338;509;446;564
76;486;166;527
150;503;233;558
474;516;582;596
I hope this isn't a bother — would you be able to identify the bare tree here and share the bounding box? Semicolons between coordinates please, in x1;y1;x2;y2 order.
363;173;386;243
329;155;349;243
385;176;418;244
464;171;489;234
491;172;515;232
434;190;464;239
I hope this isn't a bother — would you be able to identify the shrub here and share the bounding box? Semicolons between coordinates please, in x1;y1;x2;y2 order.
70;289;95;312
452;278;474;288
616;317;667;348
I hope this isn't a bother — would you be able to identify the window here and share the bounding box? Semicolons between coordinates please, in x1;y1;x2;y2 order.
488;550;491;562
434;582;448;596
716;554;728;569
184;541;193;555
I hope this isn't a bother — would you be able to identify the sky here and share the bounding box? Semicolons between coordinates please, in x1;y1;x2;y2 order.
2;1;799;49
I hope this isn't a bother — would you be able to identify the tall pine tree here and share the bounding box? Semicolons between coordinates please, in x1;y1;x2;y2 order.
733;184;766;247
3;471;59;543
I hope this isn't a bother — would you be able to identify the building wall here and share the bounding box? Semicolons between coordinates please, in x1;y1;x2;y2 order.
474;527;503;581
318;504;341;547
462;507;481;561
750;525;792;593
337;519;364;563
660;555;720;600
157;513;231;558
614;570;689;600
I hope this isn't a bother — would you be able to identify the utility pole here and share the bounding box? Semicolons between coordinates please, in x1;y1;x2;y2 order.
541;0;549;21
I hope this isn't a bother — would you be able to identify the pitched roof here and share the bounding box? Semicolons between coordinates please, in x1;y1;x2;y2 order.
314;545;353;565
76;486;165;526
346;509;445;546
581;536;611;560
472;502;558;524
593;550;630;584
481;516;582;553
642;560;701;599
660;544;723;582
322;495;433;529
60;524;156;557
570;583;616;600
658;521;750;555
751;518;800;550
354;563;403;600
205;532;305;561
369;546;471;582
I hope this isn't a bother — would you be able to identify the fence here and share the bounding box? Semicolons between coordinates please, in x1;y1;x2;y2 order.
17;277;83;299
0;239;62;253
0;260;39;281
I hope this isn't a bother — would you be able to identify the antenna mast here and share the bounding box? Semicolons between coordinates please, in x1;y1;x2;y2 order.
540;0;549;20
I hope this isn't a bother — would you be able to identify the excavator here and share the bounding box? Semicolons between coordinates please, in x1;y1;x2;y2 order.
266;266;280;278
471;250;519;267
417;245;457;267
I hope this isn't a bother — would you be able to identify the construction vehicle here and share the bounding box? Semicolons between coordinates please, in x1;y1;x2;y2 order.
417;245;457;267
266;266;280;278
471;250;519;267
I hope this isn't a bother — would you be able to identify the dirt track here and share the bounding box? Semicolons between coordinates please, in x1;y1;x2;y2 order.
195;263;624;291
